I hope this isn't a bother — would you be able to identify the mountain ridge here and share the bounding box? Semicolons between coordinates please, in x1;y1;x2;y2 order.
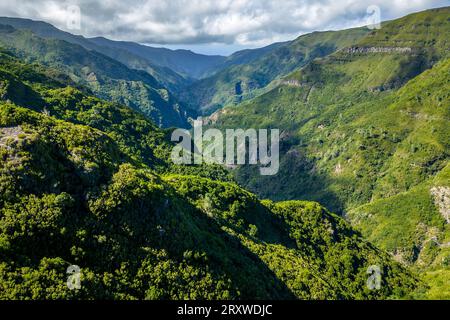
181;27;371;114
0;48;420;299
205;6;450;298
0;23;195;128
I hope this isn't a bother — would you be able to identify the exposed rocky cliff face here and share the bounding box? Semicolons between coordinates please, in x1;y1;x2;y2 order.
431;186;450;224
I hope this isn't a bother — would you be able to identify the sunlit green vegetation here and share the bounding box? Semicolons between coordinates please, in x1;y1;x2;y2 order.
0;48;420;299
208;7;450;298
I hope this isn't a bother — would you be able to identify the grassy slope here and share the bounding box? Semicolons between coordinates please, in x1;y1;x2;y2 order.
0;25;193;128
349;164;450;299
199;41;288;78
182;27;369;114
0;17;197;91
208;7;450;297
88;36;225;80
0;50;418;299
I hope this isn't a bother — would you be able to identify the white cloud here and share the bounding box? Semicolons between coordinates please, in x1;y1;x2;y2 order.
0;0;448;52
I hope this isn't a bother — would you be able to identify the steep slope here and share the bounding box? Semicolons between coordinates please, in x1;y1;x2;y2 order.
207;7;450;297
348;164;450;299
0;50;419;299
182;27;370;114
344;60;450;298
0;17;290;82
0;25;194;128
0;17;190;93
90;37;290;80
88;37;225;79
210;6;449;208
199;41;289;78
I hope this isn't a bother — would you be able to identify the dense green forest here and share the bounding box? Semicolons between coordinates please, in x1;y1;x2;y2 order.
0;6;449;300
0;24;194;128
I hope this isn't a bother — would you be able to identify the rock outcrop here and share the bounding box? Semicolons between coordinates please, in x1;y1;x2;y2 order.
431;186;450;224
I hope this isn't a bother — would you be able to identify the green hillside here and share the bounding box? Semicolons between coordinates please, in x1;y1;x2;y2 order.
198;41;288;78
0;15;224;80
0;17;191;94
88;37;226;80
207;7;450;297
0;24;193;128
0;49;419;299
181;27;370;114
348;165;450;299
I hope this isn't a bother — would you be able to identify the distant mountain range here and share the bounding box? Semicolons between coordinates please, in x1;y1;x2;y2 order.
0;16;297;126
0;32;419;301
0;6;449;300
0;17;287;81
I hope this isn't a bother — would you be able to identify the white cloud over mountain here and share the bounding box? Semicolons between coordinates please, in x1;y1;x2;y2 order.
0;0;448;54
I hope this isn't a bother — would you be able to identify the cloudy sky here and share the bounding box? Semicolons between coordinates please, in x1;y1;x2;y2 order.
0;0;448;55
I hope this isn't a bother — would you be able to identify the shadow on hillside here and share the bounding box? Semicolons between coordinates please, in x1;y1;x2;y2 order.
234;151;344;214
